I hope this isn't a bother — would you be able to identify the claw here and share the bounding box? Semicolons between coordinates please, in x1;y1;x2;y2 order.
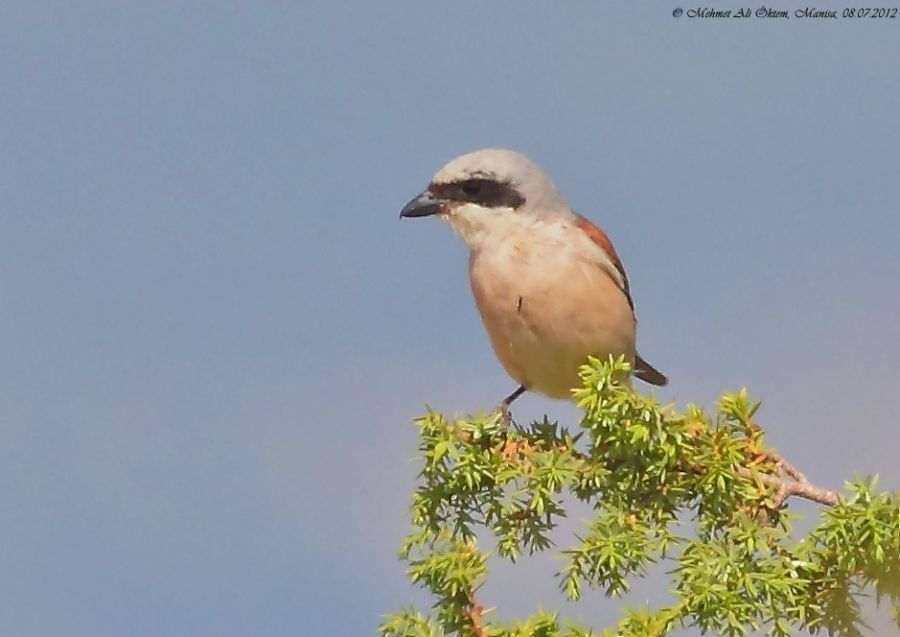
496;402;513;426
495;385;526;426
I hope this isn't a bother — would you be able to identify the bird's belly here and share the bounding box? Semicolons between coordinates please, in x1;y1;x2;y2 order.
470;251;636;399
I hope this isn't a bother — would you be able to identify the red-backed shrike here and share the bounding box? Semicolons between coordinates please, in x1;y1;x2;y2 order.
401;148;666;414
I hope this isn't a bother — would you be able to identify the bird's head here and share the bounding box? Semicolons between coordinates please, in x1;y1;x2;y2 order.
400;149;567;248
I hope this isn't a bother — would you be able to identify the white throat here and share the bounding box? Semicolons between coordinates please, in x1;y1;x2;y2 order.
443;203;535;249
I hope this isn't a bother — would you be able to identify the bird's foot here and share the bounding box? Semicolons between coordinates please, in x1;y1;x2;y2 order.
495;402;514;426
495;385;526;427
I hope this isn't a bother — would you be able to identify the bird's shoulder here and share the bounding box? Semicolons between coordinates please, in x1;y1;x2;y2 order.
569;213;633;309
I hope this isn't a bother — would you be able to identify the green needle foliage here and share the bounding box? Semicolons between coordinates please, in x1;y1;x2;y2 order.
381;357;900;637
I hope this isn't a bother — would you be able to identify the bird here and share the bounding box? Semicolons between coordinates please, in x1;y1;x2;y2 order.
400;148;666;416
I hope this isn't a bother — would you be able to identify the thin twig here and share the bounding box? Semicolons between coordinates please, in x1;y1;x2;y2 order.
735;420;833;506
737;463;839;507
496;425;840;509
604;447;837;508
465;589;487;637
769;451;808;484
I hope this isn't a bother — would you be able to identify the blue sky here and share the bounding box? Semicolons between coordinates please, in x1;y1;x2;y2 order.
1;2;898;635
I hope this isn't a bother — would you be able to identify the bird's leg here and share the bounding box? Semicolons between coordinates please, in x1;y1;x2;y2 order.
496;385;526;425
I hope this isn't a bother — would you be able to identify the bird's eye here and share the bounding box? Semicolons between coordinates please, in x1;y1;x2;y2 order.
460;180;483;197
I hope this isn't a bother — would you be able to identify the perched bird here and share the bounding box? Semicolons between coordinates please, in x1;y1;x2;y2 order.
401;149;666;414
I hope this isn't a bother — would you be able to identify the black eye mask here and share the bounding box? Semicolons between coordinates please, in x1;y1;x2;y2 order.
429;178;526;209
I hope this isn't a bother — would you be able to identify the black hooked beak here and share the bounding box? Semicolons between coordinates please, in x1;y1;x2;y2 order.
399;191;443;218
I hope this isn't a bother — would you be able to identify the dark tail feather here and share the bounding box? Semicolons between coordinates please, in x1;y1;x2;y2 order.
634;354;668;386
